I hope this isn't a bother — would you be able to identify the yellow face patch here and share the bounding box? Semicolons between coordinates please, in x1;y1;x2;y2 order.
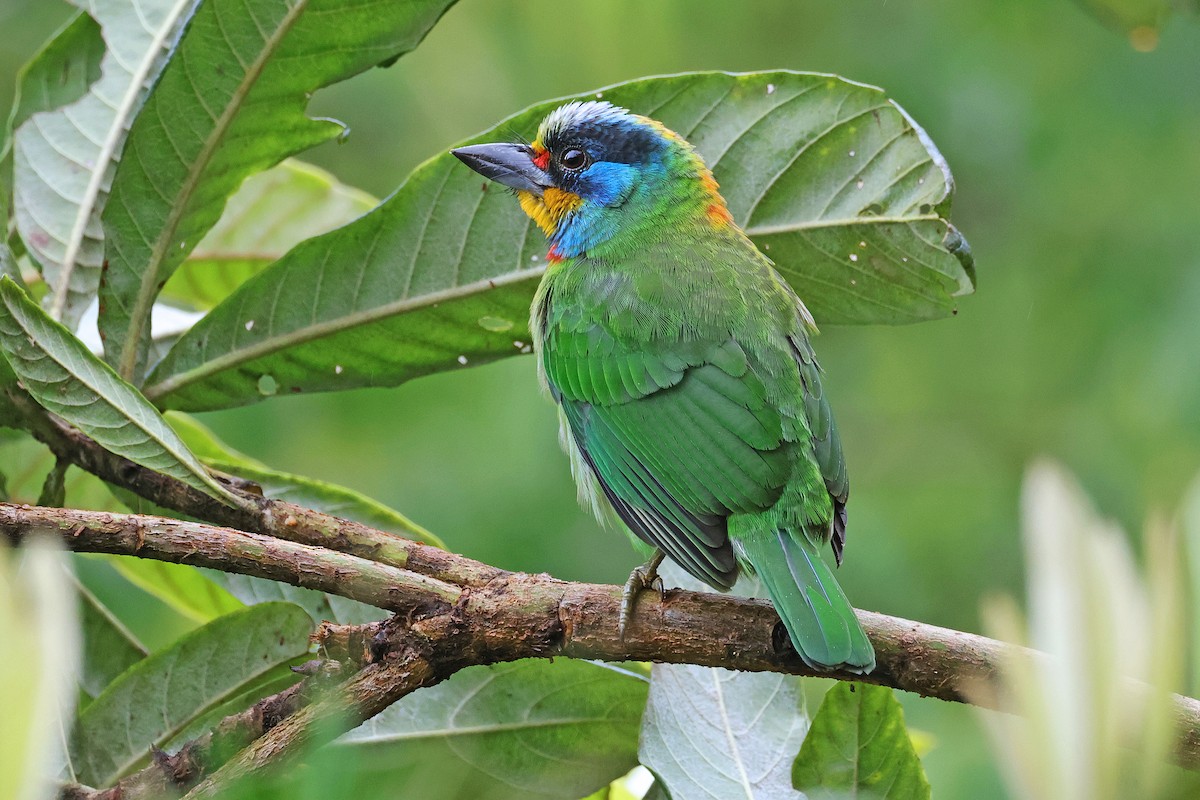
518;187;582;237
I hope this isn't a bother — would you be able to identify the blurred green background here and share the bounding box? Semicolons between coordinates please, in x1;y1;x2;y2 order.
4;0;1199;796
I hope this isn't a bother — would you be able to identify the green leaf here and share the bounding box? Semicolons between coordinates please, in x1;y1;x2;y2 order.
12;1;194;330
75;578;148;699
340;659;648;799
164;160;377;311
71;602;313;787
0;276;241;506
97;0;457;383
207;570;381;625
143;70;973;412
105;556;244;624
7;11;104;136
166;411;443;547
792;683;931;800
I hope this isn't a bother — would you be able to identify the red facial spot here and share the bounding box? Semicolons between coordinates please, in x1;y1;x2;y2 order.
532;148;550;171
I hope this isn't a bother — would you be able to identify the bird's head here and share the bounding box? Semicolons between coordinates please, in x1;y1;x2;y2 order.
452;101;731;259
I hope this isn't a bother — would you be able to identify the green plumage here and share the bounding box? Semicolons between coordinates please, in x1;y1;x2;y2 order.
453;101;875;673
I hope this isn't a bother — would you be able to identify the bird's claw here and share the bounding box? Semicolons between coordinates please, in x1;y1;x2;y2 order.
618;551;666;639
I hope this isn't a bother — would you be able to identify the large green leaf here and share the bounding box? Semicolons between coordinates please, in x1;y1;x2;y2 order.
339;660;648;799
71;602;313;787
0;276;240;505
163;159;377;311
639;565;809;800
143;70;974;412
792;683;931;800
75;578;148;699
12;1;194;330
97;0;457;382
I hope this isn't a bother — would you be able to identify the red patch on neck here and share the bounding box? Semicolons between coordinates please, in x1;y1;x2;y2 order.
532;148;550;171
546;245;564;264
707;203;733;226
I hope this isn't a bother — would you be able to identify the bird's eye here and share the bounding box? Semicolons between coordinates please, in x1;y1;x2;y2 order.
560;148;589;171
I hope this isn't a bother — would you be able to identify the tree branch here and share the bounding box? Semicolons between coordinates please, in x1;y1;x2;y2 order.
7;499;1200;794
8;402;1200;794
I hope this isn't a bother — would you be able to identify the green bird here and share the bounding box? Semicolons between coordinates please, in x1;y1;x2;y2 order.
453;101;874;673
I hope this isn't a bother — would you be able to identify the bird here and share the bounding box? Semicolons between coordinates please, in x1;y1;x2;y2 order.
452;101;875;673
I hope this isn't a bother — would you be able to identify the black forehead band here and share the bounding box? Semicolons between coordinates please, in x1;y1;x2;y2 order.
542;118;663;164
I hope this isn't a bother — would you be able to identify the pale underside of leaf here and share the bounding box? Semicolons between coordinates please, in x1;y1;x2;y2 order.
144;70;974;412
0;277;239;505
12;0;196;329
640;563;809;800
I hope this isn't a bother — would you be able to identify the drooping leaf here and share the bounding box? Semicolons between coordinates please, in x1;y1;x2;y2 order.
12;1;195;330
97;0;457;382
75;578;148;699
792;683;931;800
143;70;974;412
71;602;313;787
0;276;241;506
163;160;377;311
340;660;648;799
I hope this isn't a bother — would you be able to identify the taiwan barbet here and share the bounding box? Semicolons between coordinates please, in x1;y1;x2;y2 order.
452;101;875;673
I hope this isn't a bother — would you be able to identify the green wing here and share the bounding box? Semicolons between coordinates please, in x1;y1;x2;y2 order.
546;322;792;591
789;332;849;561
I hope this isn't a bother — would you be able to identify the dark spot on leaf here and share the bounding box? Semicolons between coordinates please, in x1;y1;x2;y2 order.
919;203;932;214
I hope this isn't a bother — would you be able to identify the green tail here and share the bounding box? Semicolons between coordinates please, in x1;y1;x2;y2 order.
739;529;876;673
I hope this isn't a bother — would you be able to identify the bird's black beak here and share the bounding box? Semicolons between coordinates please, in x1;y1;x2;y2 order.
451;143;553;197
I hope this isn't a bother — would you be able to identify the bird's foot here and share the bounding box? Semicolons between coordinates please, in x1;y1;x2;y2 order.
619;551;666;639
